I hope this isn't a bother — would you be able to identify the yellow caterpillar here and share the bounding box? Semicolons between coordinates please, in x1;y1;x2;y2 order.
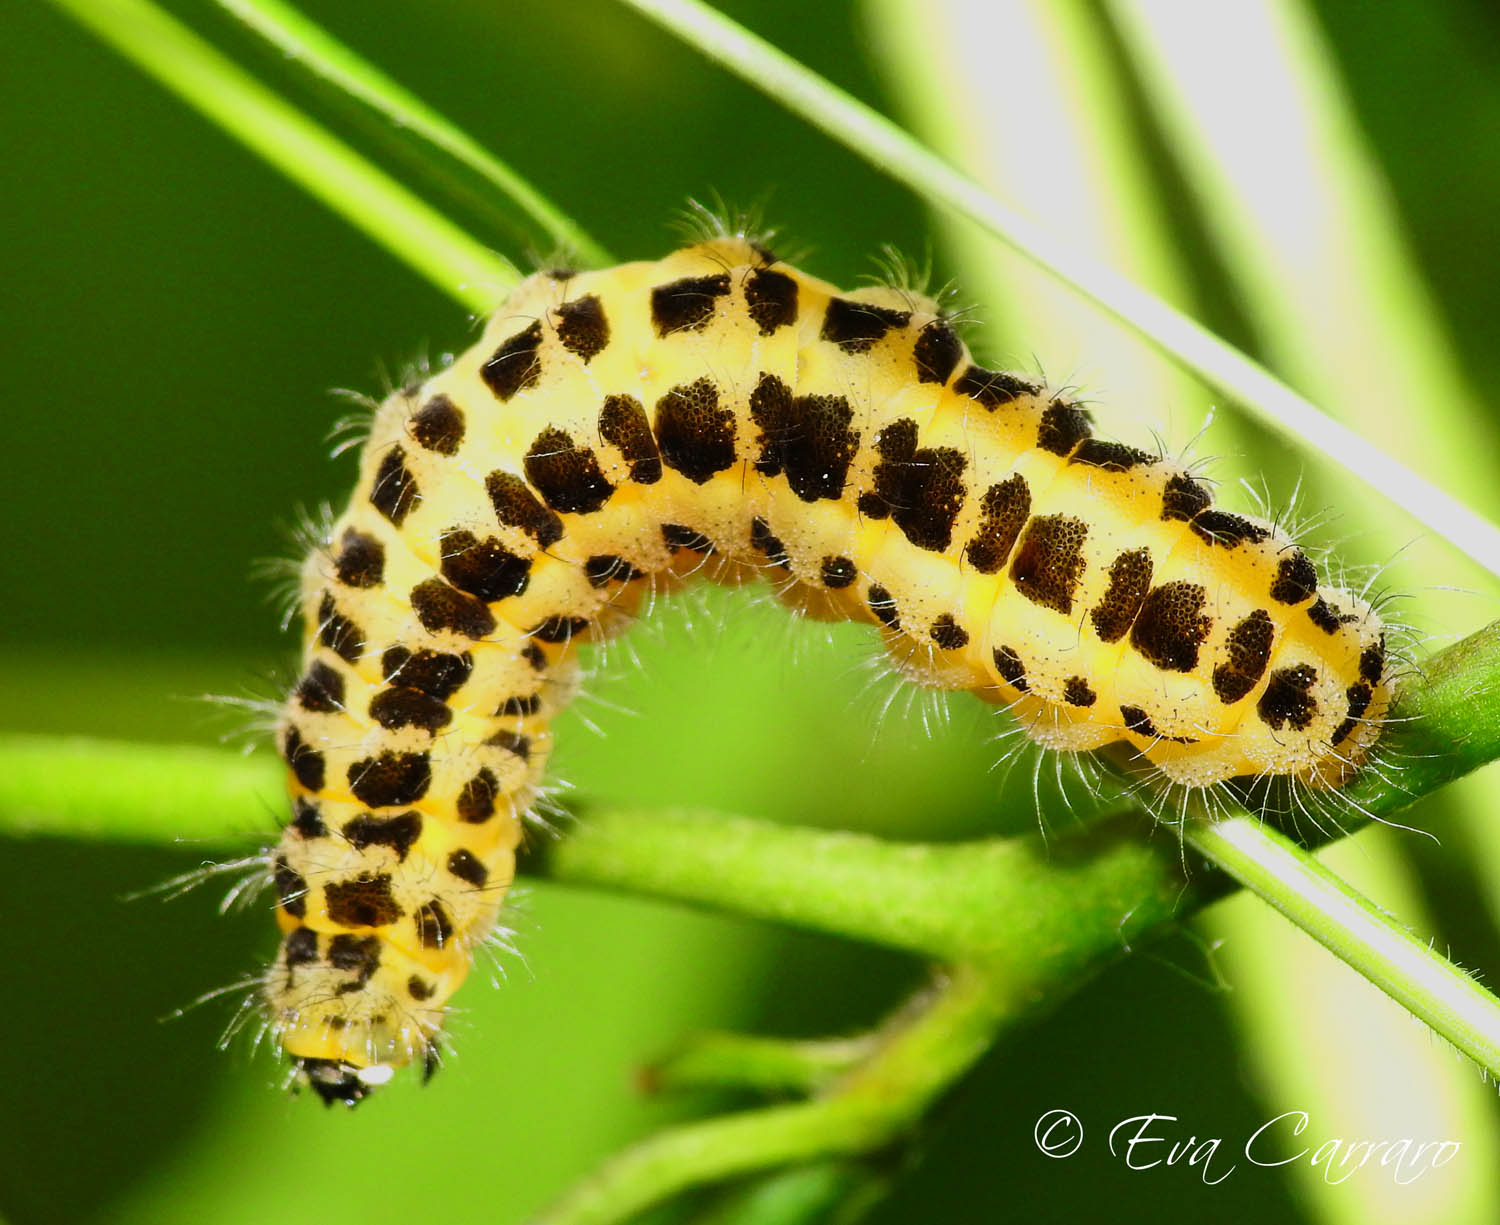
267;237;1391;1103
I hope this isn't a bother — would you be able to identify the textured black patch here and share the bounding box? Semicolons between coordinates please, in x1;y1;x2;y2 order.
930;614;969;650
410;394;465;455
953;365;1038;409
991;646;1028;692
273;855;307;919
348;751;431;808
744;269;798;334
553;294;609;361
439;529;532;602
867;583;900;629
1258;664;1319;731
457;767;498;823
584;554;643;587
531;615;589;644
415;899;453;949
407;975;434;1001
1063;677;1096;707
1118;704;1196;744
1213;609;1274;703
652;274;731;335
599;394;663;484
488;729;531;760
1036;402;1093;456
524;427;615;514
820;297;911;352
1360;639;1385;686
485;471;565;547
1191;510;1270;548
380;647;472;699
913;322;963;384
480;321;543;400
752;376;859;500
821;556;856;588
368;686;453;733
283;726;325;791
662;523;715;554
410;577;497;639
749;373;793;476
342;811;422;860
334;528;385;588
1332;682;1374;745
865;421;968;551
1160;472;1213;522
1130;582;1213;672
370;446;420;525
497;694;541;717
1009;514;1089;614
1089;550;1152;643
327;934;381;991
1306;597;1342;633
317;593;364;664
964;474;1030;574
291;798;326;839
521;642;547;671
446;848;488;887
655;378;737;484
749;517;790;568
283;925;317;967
1270;551;1318;604
325;874;402;929
296;661;345;713
1070;439;1152;471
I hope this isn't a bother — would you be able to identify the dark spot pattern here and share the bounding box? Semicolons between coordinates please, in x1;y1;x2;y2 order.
1119;704;1195;743
1212;609;1274;703
524;428;615;514
953;366;1038;409
1089;549;1153;643
410;395;465;455
750;517;790;568
821;556;856;588
1332;682;1374;745
480;321;543;400
325;874;402;929
487;729;531;760
317;593;364;664
296;661;345;713
782;395;858;502
1070;440;1152;471
521;643;547;671
1271;551;1318;604
991;646;1028;691
1036;402;1093;456
1258;664;1319;731
334;528;385;588
327;934;381;992
440;530;531;602
744;269;798;334
370;446;420;526
1190;510;1270;548
1360;640;1385;686
531;615;589;644
415;900;454;949
369;686;453;733
291;798;326;839
283;926;318;967
1160;472;1212;522
868;584;900;629
341;812;422;860
348;751;431;808
1064;677;1096;707
913;322;963;384
651;274;731;335
820;297;911;352
408;976;434;1001
964;474;1030;574
553;294;609;361
599;394;662;484
584;554;643;587
655;377;737;484
930;615;969;650
1130;582;1213;672
274;855;307;919
457;768;498;823
497;694;541;717
380;648;472;699
410;578;497;639
1306;597;1343;633
863;420;969;552
283;726;325;791
662;523;714;554
446;849;489;887
485;471;564;547
1009;514;1089;614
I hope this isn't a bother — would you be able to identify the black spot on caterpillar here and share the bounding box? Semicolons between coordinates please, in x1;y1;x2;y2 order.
266;237;1392;1103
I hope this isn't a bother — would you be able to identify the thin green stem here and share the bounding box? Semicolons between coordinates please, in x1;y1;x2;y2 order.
214;0;612;267
1185;813;1500;1074
617;0;1500;581
48;0;516;311
645;1031;879;1096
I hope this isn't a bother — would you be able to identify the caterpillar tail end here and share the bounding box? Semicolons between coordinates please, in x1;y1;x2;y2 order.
294;1057;395;1107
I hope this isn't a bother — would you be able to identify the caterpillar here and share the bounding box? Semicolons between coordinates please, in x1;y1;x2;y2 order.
266;235;1392;1104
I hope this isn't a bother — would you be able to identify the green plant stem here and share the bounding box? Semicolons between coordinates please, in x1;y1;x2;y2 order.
48;0;517;311
645;1031;879;1096
213;0;611;267
1186;812;1500;1075
616;0;1500;581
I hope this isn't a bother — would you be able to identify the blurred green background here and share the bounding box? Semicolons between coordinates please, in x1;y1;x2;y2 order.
4;1;1500;1222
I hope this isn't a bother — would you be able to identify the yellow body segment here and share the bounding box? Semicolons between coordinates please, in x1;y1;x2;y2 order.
265;238;1392;1102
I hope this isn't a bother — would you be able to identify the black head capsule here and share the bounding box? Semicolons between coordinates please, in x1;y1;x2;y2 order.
294;1056;394;1107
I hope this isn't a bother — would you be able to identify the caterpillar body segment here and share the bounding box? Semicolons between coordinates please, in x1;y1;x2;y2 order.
267;238;1392;1102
